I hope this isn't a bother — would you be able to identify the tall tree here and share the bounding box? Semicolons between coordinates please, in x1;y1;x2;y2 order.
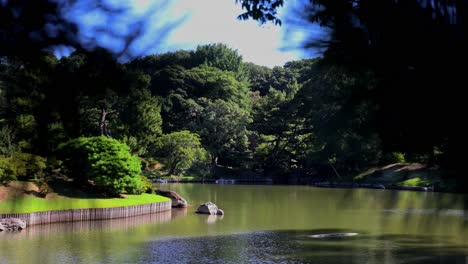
153;130;207;175
192;43;246;81
195;99;251;167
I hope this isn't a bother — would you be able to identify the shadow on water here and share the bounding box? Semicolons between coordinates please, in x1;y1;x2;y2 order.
4;184;468;263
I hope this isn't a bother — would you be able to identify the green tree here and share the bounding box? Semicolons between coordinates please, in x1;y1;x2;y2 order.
154;65;250;133
195;99;251;167
192;43;246;81
153;131;207;175
118;87;163;156
297;62;381;175
252;82;311;176
185;66;249;107
243;62;273;95
0;125;17;156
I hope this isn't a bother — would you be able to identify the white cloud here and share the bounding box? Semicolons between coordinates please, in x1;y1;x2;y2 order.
141;0;305;67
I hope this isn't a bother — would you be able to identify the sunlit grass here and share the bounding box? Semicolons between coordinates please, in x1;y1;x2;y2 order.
397;177;432;187
0;193;170;214
161;175;199;180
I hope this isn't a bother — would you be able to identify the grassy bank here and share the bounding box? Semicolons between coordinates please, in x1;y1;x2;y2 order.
352;163;455;191
0;193;170;214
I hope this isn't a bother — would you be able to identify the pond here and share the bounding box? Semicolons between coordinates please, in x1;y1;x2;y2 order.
2;184;468;263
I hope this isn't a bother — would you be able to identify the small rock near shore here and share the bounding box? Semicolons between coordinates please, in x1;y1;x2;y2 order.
309;232;358;238
156;189;188;208
216;209;224;215
196;202;224;215
0;218;27;232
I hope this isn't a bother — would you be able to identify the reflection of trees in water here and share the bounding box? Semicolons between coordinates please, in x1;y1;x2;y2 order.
330;187;468;237
167;184;468;243
3;185;468;263
139;230;468;264
171;207;188;219
0;209;189;263
4;210;174;240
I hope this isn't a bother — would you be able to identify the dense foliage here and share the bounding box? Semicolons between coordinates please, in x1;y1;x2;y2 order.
237;0;463;184
0;39;459;188
153;131;207;175
0;153;46;185
58;136;142;195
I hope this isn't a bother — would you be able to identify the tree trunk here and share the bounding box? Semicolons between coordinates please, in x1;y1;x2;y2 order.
210;155;218;175
168;162;177;176
211;155;218;166
99;106;116;137
99;107;108;136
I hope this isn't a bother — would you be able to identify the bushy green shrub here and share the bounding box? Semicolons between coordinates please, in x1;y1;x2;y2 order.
58;136;143;195
140;175;155;194
8;153;47;180
0;153;46;185
0;156;16;185
37;177;52;197
382;152;406;164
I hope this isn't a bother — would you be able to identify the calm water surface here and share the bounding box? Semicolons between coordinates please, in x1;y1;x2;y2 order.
2;184;468;263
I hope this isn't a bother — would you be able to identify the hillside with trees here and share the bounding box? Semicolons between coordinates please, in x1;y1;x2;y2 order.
1;42;455;191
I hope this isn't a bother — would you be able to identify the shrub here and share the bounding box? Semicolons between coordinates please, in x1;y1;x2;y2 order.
382;152;406;164
0;156;16;185
58;136;143;195
0;125;17;156
140;175;155;194
37;177;52;197
0;153;46;185
8;153;47;180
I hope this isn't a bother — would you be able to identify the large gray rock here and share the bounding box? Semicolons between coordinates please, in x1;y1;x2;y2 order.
0;218;27;232
156;189;188;208
196;202;224;215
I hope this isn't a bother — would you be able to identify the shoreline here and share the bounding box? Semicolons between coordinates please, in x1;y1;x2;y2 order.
160;178;273;184
0;200;172;226
310;181;434;192
159;179;437;193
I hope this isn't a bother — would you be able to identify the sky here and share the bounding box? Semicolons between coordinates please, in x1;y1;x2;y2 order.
150;0;309;67
66;0;318;67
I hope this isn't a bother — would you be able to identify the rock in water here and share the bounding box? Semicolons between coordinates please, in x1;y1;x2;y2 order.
309;232;358;238
196;202;224;215
216;209;224;215
0;218;27;232
156;189;188;208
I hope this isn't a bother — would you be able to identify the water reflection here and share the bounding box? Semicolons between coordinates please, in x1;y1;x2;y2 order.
141;230;468;264
171;207;188;219
206;214;224;224
3;210;173;240
3;184;468;263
